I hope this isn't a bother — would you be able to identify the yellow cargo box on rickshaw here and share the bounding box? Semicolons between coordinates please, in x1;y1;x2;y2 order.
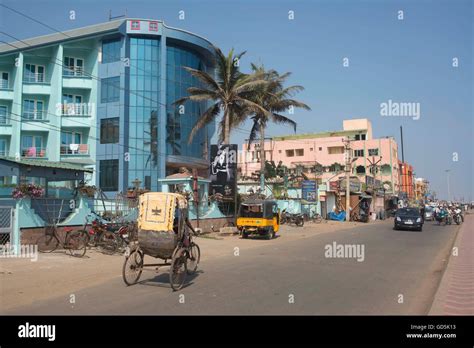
237;199;280;239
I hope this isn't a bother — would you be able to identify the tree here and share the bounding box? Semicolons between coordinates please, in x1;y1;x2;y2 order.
246;64;311;186
175;47;269;144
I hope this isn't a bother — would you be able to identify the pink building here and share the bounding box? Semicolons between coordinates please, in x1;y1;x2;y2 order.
239;119;401;195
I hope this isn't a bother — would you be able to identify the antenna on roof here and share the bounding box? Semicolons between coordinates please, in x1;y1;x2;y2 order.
109;9;128;21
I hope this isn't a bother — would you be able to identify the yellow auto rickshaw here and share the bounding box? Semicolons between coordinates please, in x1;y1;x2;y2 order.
237;199;280;239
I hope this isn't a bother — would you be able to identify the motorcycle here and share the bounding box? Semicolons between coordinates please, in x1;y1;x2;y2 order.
435;210;451;225
453;208;463;225
281;209;304;227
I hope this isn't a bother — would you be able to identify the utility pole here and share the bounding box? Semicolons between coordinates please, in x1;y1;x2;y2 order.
445;169;451;202
367;156;382;220
343;138;352;221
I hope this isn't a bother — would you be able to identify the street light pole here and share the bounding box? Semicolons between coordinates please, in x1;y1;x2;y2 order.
343;138;351;221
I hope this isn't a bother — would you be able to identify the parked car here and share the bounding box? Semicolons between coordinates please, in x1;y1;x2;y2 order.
394;208;423;231
424;206;434;221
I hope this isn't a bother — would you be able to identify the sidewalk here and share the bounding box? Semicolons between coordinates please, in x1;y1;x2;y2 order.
429;213;474;315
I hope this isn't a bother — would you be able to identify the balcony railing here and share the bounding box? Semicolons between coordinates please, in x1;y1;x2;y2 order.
63;66;87;77
0;80;10;89
61;103;91;116
22;110;46;121
21;147;47;158
60;144;89;155
23;73;47;84
0;149;8;157
0;115;10;125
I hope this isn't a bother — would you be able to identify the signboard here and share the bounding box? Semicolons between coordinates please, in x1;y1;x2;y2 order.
329;181;340;191
339;177;362;193
302;180;317;202
209;144;237;199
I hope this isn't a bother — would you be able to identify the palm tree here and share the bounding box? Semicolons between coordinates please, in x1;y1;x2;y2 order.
175;47;269;144
247;64;311;181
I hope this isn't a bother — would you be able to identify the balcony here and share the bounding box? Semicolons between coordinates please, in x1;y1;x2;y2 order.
60;144;89;156
21;147;47;158
0;80;11;89
62;67;93;89
23;73;49;84
0;149;8;157
61;103;92;117
63;66;88;78
0;115;11;125
22;110;47;121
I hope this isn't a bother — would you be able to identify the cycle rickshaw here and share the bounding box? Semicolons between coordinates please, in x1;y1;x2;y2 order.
122;192;200;291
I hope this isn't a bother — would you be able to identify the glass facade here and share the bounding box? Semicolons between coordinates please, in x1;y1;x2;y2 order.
166;45;207;158
102;39;121;63
128;37;160;190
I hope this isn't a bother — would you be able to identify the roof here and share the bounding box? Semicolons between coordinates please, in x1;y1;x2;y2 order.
0;18;215;55
0;19;124;54
272;129;367;141
0;157;93;173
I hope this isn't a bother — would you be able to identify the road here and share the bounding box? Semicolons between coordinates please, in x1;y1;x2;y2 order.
5;219;460;315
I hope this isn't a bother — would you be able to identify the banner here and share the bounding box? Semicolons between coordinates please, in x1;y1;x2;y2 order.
302;180;317;202
209;144;237;199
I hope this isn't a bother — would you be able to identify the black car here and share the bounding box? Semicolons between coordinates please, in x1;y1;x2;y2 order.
394;208;423;231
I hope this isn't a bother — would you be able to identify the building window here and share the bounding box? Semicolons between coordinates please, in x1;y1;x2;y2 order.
0;138;8;156
99;159;119;191
286;149;295;157
21;135;45;157
0;106;8;124
354;149;364;157
149;21;158;31
318;147;322;151
1;72;9;89
278;150;282;153
22;99;45;120
131;20;140;30
368;148;379;156
102;39;121;63
24;64;45;83
100;117;119;144
295;149;304;156
356;165;366;174
327;146;344;155
309;147;313;151
101;77;120;103
63;57;84;76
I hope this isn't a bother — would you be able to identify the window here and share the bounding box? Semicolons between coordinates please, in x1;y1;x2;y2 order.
327;146;344;155
361;134;366;140
61;131;83;154
354;149;364;157
319;147;322;151
63;57;84;76
310;147;313;151
131;20;140;30
102;39;121;63
356;165;366;174
0;139;8;156
101;77;120;103
23;99;45;120
149;21;158;31
100;117;119;144
0;106;8;124
62;94;86;115
295;149;304;156
21;135;45;157
99;159;119;191
0;72;8;89
368;148;379;156
24;64;45;83
286;149;295;157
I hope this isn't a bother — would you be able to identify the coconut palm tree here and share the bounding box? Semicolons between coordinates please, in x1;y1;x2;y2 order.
175;47;269;144
247;64;311;183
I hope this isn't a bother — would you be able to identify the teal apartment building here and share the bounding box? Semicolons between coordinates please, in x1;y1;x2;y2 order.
0;19;215;196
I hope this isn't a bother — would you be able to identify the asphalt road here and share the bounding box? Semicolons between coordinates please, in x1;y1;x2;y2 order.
7;219;460;315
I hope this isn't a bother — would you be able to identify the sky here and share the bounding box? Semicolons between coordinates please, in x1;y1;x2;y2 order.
0;0;472;201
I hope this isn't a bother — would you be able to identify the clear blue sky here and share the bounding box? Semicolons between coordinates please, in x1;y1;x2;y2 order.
1;0;472;201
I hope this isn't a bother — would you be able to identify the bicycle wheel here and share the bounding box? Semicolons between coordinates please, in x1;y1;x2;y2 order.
98;231;119;255
122;249;144;286
37;234;59;253
170;248;187;291
66;231;87;258
186;243;200;275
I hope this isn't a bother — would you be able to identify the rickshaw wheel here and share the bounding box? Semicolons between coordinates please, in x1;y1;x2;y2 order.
266;227;275;240
241;230;249;239
186;243;200;275
122;249;144;286
170;248;187;291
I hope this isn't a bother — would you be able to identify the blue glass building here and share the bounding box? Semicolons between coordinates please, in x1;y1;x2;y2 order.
0;19;216;195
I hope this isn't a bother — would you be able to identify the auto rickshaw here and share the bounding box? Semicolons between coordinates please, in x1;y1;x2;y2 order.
121;192;200;291
236;199;280;239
